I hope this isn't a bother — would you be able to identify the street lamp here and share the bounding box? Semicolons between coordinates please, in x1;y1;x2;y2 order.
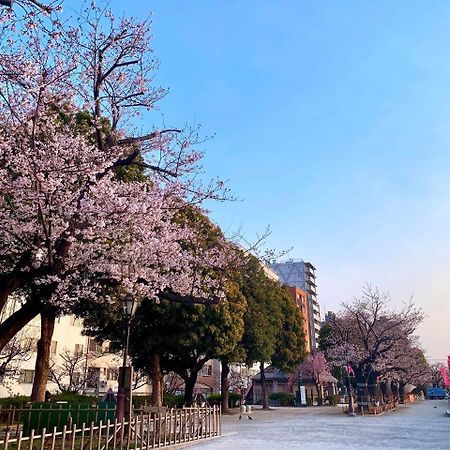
344;351;356;417
115;294;136;422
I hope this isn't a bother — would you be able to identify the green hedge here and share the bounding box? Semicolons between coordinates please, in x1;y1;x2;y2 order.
50;393;98;404
268;392;295;406
207;392;242;407
324;394;340;406
0;395;30;408
163;394;185;408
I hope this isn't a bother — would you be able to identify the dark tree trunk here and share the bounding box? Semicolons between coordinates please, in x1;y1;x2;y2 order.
368;371;378;402
159;373;164;405
390;380;399;405
150;352;162;407
379;381;388;404
399;381;406;404
183;371;199;406
315;381;322;405
260;362;269;410
0;301;42;352
355;366;368;413
31;309;56;402
221;360;230;413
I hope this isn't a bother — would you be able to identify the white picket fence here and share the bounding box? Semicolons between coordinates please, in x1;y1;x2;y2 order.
0;406;221;449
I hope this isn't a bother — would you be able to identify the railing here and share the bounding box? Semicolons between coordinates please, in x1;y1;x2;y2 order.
0;406;220;449
0;403;116;436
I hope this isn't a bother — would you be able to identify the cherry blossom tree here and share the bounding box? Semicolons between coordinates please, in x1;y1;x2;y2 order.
0;2;231;400
299;351;329;404
325;286;424;410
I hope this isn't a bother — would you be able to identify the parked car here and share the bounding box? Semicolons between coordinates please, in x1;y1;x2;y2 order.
426;387;448;399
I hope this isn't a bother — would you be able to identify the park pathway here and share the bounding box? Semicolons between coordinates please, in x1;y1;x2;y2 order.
189;399;450;449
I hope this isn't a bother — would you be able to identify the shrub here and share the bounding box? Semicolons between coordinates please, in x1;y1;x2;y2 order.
324;394;340;406
228;392;241;407
163;394;185;408
0;396;30;408
268;392;295;407
50;393;98;404
132;395;152;408
206;394;221;406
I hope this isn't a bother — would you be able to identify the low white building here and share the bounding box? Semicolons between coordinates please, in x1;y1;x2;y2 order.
0;300;150;398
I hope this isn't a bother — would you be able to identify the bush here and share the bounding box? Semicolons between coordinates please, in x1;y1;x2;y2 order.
0;396;30;408
268;392;295;407
205;393;242;408
228;392;241;407
163;394;185;408
206;394;221;406
324;394;340;406
132;395;152;408
50;393;98;404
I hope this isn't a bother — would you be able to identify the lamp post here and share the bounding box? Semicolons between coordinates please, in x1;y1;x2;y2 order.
115;294;136;422
345;351;356;417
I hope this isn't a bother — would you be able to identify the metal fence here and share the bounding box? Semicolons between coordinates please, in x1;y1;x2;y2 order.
0;406;221;449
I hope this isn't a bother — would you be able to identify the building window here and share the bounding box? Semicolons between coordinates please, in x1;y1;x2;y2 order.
74;344;84;356
19;370;35;384
200;365;212;376
86;367;100;388
88;338;102;353
106;368;119;381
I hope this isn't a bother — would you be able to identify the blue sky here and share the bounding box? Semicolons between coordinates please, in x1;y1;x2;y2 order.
68;1;450;361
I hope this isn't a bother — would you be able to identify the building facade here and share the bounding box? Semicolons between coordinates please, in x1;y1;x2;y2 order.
269;260;321;349
285;286;311;353
0;311;152;398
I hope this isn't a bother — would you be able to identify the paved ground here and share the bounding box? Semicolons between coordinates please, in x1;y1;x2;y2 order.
189;399;450;450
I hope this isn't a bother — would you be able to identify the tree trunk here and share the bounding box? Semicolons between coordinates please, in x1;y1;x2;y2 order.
0;301;42;352
355;366;368;413
260;362;269;410
379;380;388;404
183;371;199;406
390;380;399;405
150;352;162;407
399;381;406;404
315;381;322;405
31;309;56;402
221;360;230;413
159;373;164;405
367;370;378;402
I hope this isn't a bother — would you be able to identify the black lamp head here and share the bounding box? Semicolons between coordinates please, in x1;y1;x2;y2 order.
0;0;14;7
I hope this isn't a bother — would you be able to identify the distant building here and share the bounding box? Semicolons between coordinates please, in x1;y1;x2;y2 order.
285;286;311;353
269;260;321;349
195;360;221;395
324;311;336;324
262;264;280;282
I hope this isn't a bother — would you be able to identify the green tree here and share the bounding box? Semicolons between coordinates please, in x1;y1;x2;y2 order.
318;322;332;354
271;289;307;373
239;257;282;409
79;208;244;406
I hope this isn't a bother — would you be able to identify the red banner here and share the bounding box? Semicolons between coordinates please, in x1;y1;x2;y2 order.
440;367;450;387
